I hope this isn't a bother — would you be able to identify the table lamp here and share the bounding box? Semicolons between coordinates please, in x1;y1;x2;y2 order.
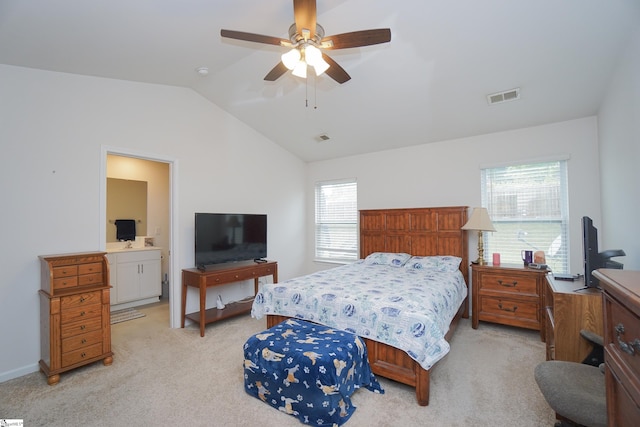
461;207;496;265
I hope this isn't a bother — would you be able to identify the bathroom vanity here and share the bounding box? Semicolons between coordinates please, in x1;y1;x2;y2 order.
106;247;161;309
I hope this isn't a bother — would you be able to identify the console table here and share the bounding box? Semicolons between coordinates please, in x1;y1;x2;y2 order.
181;260;277;337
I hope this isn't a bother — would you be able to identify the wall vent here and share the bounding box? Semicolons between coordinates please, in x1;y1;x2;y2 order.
487;88;520;105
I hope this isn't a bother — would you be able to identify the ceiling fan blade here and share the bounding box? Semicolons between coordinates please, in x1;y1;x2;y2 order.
322;53;351;84
264;62;289;81
322;29;391;50
293;0;317;39
221;29;288;46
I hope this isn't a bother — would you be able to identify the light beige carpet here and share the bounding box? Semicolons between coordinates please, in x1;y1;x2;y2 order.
0;302;555;426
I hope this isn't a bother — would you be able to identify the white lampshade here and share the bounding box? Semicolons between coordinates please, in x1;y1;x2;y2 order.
292;60;307;78
304;45;321;66
281;49;301;70
312;57;330;76
461;207;496;232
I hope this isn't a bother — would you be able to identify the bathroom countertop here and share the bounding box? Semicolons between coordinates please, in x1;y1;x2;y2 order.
106;246;162;253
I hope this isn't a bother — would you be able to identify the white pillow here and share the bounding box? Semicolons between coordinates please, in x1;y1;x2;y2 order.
363;252;412;267
404;256;462;272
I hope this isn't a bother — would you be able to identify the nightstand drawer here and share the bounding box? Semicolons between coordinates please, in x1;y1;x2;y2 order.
477;272;539;296
478;296;539;323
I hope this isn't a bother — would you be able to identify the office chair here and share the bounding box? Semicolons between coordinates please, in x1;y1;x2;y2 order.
534;330;606;427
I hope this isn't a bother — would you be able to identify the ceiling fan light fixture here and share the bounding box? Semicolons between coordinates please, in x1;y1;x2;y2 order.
312;57;330;76
281;49;301;70
292;61;307;78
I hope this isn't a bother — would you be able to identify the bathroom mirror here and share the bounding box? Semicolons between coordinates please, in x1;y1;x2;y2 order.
106;178;148;242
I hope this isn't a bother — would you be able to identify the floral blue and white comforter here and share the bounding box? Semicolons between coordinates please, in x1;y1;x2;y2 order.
252;260;467;370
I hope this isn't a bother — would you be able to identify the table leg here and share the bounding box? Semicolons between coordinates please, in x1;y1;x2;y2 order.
181;279;187;328
199;283;206;337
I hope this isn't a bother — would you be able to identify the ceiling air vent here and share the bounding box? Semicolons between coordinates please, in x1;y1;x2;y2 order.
316;134;331;142
487;88;520;105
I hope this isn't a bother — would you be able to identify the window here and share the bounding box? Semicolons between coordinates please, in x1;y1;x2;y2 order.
481;160;569;273
315;179;358;262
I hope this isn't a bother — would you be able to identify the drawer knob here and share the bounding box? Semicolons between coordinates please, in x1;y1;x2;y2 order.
497;302;517;313
80;297;85;302
614;323;640;356
81;352;87;358
81;339;87;344
80;325;86;330
80;311;86;316
497;280;517;287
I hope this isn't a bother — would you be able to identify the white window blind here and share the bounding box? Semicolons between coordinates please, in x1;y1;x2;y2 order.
315;179;358;262
481;160;569;273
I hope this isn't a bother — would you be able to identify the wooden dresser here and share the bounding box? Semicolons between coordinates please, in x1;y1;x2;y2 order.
544;275;603;362
471;263;547;339
594;269;640;426
39;251;113;385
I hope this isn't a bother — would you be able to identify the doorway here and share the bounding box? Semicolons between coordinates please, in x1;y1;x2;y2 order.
100;147;178;328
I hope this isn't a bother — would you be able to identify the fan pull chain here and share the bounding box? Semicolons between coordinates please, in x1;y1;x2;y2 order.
314;74;318;110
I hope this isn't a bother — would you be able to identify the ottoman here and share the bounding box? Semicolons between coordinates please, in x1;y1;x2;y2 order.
243;318;384;426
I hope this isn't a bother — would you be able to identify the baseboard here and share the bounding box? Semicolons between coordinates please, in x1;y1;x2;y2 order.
111;296;160;312
0;362;39;384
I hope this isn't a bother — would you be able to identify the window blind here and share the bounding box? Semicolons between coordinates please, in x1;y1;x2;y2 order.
481;160;569;273
315;179;358;262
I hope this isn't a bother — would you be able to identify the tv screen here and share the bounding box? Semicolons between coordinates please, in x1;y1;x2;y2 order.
582;216;600;288
195;213;267;268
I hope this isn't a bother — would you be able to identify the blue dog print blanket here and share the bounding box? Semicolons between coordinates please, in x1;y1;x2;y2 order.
243;319;384;426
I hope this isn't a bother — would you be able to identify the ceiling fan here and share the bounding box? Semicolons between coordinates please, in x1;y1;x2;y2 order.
220;0;391;84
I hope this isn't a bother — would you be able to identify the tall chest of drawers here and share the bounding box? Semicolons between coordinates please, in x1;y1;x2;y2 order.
39;251;113;385
594;269;640;426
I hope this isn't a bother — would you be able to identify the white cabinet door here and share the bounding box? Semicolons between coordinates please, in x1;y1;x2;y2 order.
138;258;161;299
112;249;161;304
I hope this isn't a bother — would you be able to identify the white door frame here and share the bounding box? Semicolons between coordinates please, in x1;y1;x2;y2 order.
99;146;180;328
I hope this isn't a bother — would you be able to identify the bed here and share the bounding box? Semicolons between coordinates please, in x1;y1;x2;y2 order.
253;206;469;406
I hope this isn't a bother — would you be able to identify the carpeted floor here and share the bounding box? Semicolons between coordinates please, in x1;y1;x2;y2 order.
0;302;555;426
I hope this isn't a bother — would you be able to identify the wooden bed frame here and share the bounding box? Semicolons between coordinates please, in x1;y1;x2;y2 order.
267;206;469;406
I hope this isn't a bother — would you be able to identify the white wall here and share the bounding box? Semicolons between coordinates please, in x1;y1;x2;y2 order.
306;117;602;275
598;25;640;270
0;65;307;382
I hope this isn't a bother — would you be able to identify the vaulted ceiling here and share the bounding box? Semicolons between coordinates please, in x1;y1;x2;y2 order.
1;1;639;162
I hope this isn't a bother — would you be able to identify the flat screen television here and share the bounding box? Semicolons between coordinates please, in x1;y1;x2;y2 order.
195;213;267;269
582;216;625;288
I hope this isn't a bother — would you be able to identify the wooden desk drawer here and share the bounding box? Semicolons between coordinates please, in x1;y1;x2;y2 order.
61;317;103;339
479;296;539;323
62;330;103;353
605;295;640;378
61;343;103;367
478;272;538;295
61;304;102;324
53;265;78;278
78;262;102;275
54;276;78;290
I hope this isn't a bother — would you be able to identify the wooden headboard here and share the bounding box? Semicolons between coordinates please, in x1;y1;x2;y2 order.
359;206;469;281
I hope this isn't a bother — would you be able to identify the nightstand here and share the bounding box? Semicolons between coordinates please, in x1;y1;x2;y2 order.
471;263;547;340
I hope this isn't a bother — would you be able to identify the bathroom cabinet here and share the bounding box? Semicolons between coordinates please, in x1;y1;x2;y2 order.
107;249;161;308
